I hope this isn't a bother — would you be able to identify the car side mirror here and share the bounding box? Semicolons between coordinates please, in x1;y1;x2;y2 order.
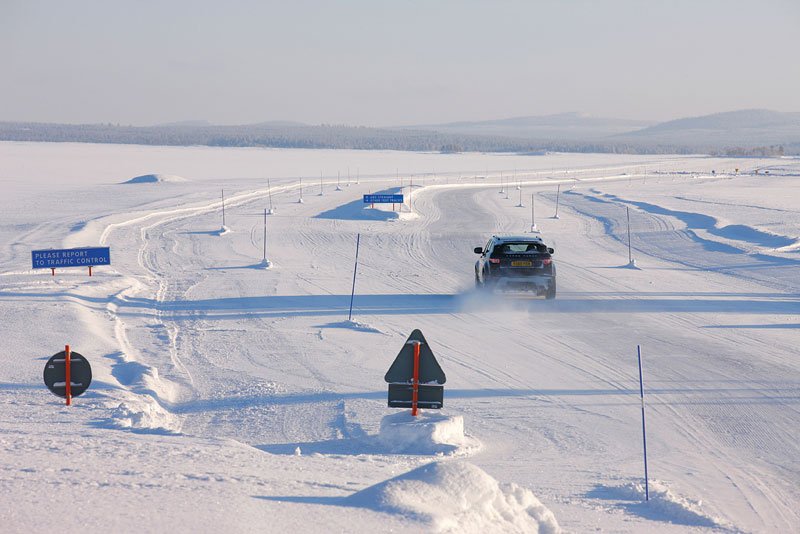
474;247;484;254
548;247;554;254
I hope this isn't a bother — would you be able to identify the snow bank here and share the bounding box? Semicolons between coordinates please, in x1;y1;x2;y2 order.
377;411;477;455
316;187;413;221
108;397;182;434
319;319;384;333
348;461;561;533
591;480;730;529
598;191;798;253
122;173;188;184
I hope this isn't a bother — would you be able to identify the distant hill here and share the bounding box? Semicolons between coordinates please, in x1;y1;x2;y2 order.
410;109;799;155
154;120;214;127
155;120;308;128
627;109;800;133
615;109;800;152
403;112;654;140
1;110;798;155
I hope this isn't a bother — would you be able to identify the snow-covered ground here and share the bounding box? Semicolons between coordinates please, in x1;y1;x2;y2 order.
1;142;798;532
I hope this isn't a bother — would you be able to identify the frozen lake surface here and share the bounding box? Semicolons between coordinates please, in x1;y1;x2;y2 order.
1;142;798;532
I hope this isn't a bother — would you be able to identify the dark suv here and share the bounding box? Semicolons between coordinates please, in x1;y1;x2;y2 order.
474;235;556;298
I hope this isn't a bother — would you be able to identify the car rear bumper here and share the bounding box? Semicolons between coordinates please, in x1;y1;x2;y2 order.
488;275;554;293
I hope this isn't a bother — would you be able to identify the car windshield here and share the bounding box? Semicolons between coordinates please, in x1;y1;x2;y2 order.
496;242;547;254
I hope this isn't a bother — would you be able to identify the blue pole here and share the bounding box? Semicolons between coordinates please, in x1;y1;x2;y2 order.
638;345;650;501
348;233;361;321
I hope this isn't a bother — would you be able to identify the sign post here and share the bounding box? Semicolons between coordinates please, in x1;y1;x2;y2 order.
65;344;72;405
411;341;421;416
385;330;446;413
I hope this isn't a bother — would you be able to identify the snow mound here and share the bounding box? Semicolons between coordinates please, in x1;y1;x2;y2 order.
108;397;182;434
348;461;561;533
377;411;478;455
319;319;384;333
591;480;731;529
316;187;412;221
122;173;188;184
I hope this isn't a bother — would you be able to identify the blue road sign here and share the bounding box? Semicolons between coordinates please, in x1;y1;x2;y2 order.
31;247;111;269
364;194;404;204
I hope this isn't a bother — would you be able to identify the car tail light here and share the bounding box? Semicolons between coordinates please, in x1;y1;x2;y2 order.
542;258;552;266
489;258;500;264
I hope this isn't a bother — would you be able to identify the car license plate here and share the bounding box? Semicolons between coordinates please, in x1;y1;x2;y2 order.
511;260;532;267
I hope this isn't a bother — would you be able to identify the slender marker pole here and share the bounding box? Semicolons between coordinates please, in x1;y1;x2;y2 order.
627;206;633;264
267;179;274;213
51;268;55;276
638;345;650;501
263;208;267;262
347;233;361;322
530;194;536;231
221;189;226;227
320;172;324;195
554;184;561;218
65;344;72;406
411;341;421;416
89;266;92;277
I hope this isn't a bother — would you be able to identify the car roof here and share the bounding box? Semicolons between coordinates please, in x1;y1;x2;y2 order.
492;235;544;243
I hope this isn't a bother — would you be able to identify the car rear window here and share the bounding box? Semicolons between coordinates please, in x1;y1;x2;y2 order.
495;242;547;255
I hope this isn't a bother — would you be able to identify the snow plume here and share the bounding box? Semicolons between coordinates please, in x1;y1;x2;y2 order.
348;461;561;533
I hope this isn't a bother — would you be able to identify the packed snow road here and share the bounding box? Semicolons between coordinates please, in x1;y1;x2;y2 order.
1;142;798;532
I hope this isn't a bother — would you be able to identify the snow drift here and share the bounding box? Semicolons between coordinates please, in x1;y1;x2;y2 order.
348;461;561;533
122;173;188;184
589;480;731;530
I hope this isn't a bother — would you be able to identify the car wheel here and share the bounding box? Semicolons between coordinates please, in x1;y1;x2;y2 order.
545;281;556;300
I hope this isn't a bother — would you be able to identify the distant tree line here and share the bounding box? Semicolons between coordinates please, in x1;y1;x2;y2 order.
0;121;797;156
711;145;785;157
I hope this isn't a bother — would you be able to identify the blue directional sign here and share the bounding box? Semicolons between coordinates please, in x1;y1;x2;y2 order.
31;247;111;269
364;194;404;204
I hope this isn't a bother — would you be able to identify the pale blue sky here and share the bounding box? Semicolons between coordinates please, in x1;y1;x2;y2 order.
2;0;798;126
